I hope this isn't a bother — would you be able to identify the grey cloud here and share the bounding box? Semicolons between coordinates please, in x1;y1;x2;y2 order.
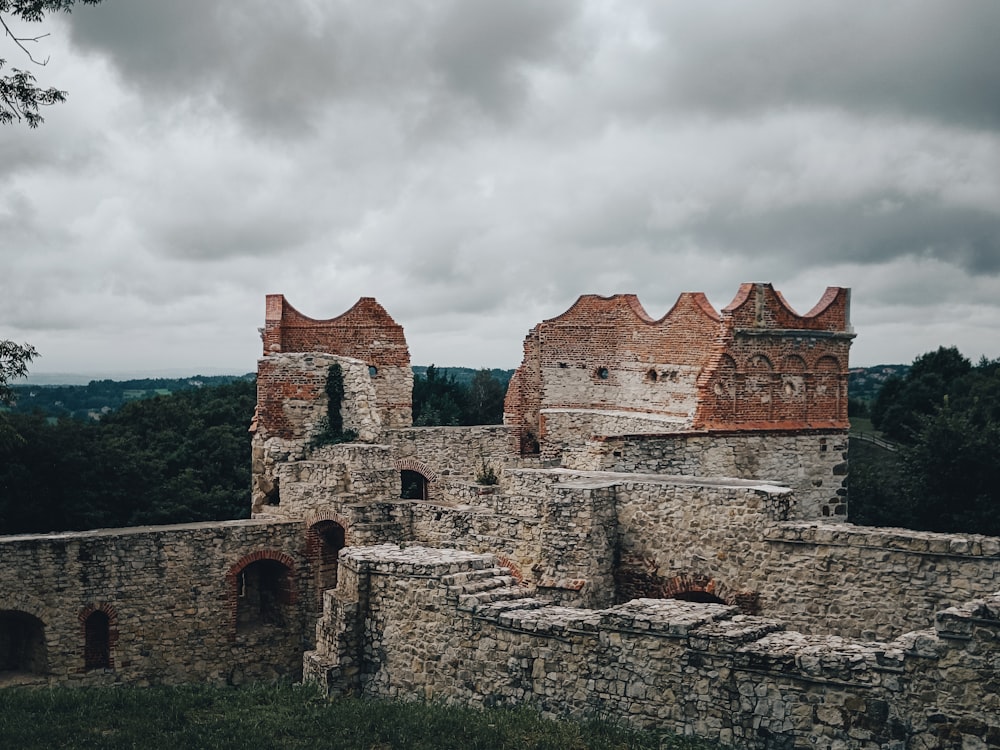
627;1;1000;128
429;0;580;118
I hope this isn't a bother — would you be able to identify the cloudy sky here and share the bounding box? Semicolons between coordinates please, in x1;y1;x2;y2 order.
3;1;999;378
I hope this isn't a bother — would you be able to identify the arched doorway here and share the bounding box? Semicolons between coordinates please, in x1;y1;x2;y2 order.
310;520;346;595
400;469;428;500
235;559;294;632
0;610;47;676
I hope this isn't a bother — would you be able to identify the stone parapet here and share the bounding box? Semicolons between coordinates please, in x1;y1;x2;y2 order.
306;545;1000;750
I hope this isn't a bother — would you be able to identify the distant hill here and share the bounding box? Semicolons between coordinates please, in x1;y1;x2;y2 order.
848;364;909;403
3;374;255;421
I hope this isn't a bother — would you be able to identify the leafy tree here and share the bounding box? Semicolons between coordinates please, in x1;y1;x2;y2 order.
853;348;1000;535
0;339;36;405
466;369;505;426
871;346;972;442
0;339;37;449
0;379;256;534
1;0;103;127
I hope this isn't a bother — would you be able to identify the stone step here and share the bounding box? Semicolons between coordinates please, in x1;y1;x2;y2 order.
472;597;552;620
447;576;520;600
457;585;533;611
441;566;512;587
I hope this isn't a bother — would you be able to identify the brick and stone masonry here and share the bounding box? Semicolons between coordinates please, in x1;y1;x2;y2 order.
2;284;998;750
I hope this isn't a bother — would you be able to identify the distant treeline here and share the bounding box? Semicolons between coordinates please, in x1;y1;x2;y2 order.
0;380;257;534
412;366;512;426
3;375;254;421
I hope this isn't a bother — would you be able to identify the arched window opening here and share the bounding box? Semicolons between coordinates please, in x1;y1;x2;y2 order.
236;560;293;632
645;369;658;383
84;611;111;671
0;611;47;675
400;469;428;500
595;366;610;380
672;590;726;605
312;520;346;594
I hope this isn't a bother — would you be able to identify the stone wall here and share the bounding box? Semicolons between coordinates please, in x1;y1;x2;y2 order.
0;519;311;687
305;545;1000;750
386;425;515;490
568;430;849;521
260;295;412;430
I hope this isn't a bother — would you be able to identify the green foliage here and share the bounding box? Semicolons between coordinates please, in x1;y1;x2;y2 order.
1;0;104;126
0;339;36;405
0;379;256;534
851;347;1000;535
311;364;358;447
4;374;253;420
0;683;723;749
412;365;509;427
475;457;499;486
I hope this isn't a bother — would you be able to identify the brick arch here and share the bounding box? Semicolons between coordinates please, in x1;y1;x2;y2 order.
78;603;118;672
495;553;525;584
659;573;759;614
393;458;438;483
306;516;350;604
305;511;352;544
782;354;807;372
226;550;298;640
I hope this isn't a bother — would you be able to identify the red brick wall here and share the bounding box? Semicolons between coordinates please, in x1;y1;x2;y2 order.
505;284;854;453
257;296;412;436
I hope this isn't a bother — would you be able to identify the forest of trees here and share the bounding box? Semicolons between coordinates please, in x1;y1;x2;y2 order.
0;379;257;533
1;347;997;537
849;347;1000;536
0;365;510;535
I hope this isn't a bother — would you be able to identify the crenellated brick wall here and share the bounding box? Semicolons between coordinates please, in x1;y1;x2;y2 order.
504;283;854;461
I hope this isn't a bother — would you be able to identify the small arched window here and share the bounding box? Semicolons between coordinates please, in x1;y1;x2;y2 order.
84;611;111;670
236;560;293;632
400;470;428;500
595;367;610;380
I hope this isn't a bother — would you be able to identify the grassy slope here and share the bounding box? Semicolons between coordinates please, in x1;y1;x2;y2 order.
0;683;724;750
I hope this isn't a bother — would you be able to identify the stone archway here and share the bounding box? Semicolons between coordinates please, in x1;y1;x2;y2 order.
394;458;437;501
0;610;48;676
226;551;298;638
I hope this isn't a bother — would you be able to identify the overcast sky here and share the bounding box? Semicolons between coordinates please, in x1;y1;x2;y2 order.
3;1;999;378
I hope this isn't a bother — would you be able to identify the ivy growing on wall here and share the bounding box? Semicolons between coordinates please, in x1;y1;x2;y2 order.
312;363;358;447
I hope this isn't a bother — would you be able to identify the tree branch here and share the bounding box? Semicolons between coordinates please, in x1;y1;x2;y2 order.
1;12;50;65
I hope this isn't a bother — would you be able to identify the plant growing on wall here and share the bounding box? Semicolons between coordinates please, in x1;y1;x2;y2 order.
312;363;357;447
475;457;498;486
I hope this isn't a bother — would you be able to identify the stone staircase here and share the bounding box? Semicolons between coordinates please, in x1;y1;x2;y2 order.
442;567;548;614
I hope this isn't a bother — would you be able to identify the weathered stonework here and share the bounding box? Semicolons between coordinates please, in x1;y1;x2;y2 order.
0;520;311;687
2;285;998;750
305;545;1000;750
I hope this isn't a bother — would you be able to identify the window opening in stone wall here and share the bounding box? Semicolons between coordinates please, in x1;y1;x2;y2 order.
400;469;428;500
672;590;726;605
646;369;658;382
235;560;292;632
596;366;609;380
368;365;378;378
83;611;111;670
0;611;48;676
312;520;346;594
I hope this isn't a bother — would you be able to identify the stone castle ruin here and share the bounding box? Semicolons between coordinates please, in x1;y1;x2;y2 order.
2;284;998;749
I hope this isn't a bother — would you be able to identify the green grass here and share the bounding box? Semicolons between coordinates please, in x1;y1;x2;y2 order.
0;683;724;750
